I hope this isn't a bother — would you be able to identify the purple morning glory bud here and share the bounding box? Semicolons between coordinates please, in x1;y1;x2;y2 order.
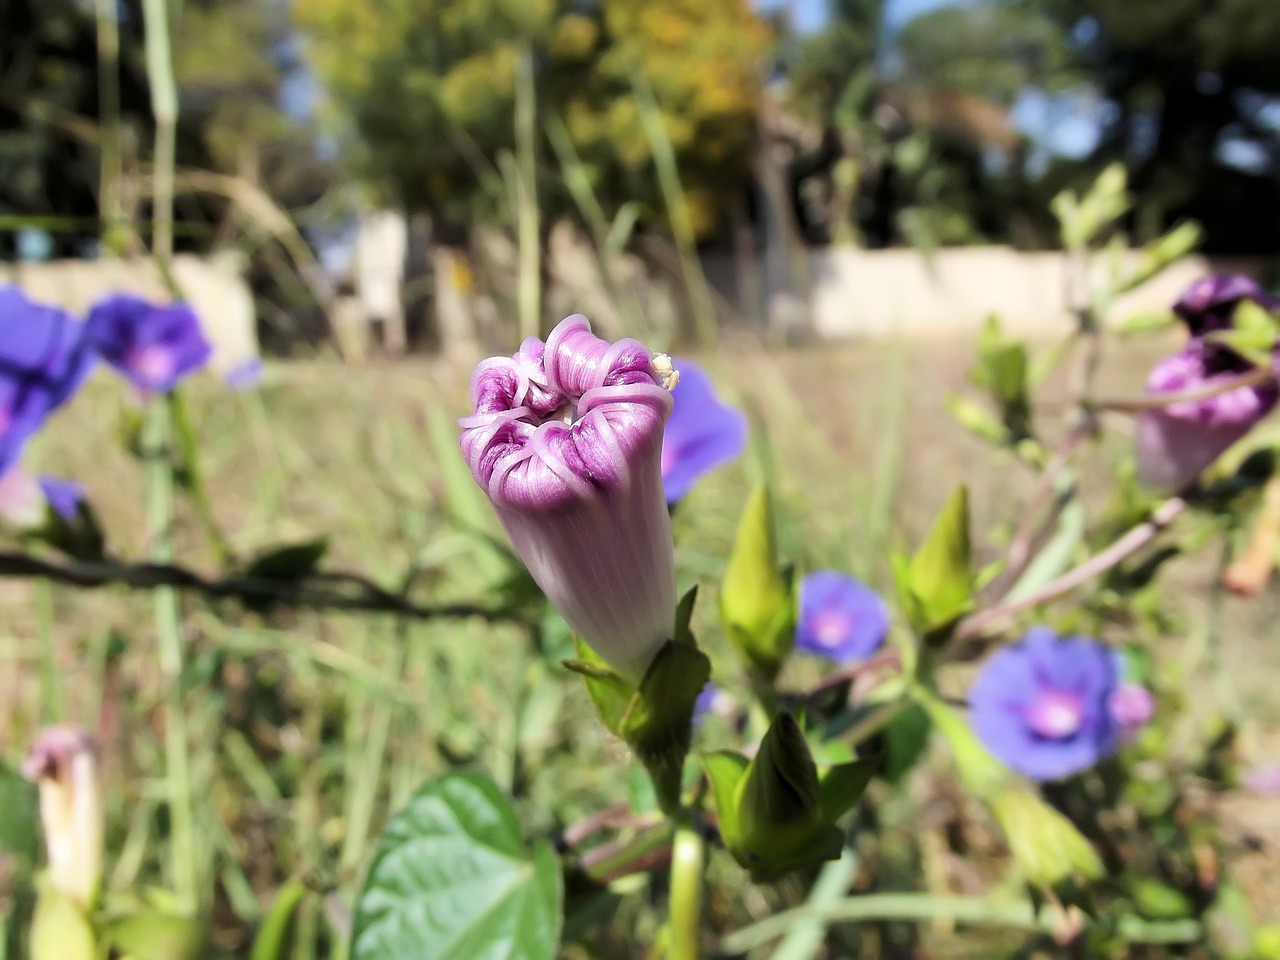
1173;274;1280;337
1106;682;1154;730
22;726;103;910
661;359;748;503
1135;343;1278;493
0;287;96;475
460;315;677;681
795;571;889;664
38;476;84;523
969;627;1121;782
85;295;211;394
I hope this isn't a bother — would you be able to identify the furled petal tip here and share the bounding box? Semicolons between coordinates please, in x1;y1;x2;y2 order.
1174;273;1280;336
795;571;889;664
23;726;103;910
460;315;677;681
661;359;748;503
969;627;1121;782
1136;343;1278;493
0;287;96;476
85;294;211;394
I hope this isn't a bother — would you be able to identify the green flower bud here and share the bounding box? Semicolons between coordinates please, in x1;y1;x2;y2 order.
705;713;875;882
720;488;796;679
30;881;95;960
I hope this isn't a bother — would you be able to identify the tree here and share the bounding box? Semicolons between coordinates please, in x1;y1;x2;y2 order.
1023;0;1280;251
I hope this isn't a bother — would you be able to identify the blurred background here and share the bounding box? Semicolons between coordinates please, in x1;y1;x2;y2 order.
5;0;1280;362
4;2;1280;956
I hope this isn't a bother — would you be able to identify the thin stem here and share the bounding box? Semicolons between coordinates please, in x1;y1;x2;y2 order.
144;397;198;911
578;821;675;883
719;893;1203;954
141;0;177;265
841;697;910;748
94;0;125;251
514;43;540;341
0;551;518;624
666;811;705;960
957;497;1188;641
1092;366;1277;414
36;580;60;723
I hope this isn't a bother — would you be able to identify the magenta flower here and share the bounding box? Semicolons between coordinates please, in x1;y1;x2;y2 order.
969;628;1122;782
1135;342;1278;493
85;295;211;394
1174;274;1279;337
795;571;889;664
460;315;677;681
0;287;96;475
661;359;748;503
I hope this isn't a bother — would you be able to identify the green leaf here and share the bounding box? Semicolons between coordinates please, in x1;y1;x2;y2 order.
0;765;40;866
946;395;1009;446
250;879;308;960
880;704;932;784
902;487;974;637
350;773;562;960
1114;221;1203;294
243;537;329;582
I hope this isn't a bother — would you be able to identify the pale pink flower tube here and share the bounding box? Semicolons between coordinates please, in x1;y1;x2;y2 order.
460;315;676;681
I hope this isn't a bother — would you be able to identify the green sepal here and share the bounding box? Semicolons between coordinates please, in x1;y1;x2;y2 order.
701;751;749;856
30;879;95;960
817;759;876;825
674;585;698;646
896;486;974;641
743;824;845;883
720;488;796;679
564;636;710;814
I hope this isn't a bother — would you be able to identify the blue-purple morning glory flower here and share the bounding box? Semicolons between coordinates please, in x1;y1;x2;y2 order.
85;295;211;394
969;628;1129;782
794;571;889;664
223;356;264;391
1174;274;1280;337
0;287;96;475
661;359;748;504
38;476;84;522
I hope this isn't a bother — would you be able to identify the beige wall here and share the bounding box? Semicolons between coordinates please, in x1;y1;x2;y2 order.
0;254;258;374
802;246;1266;341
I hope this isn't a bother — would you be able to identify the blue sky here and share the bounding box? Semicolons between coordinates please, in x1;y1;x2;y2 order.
755;0;965;34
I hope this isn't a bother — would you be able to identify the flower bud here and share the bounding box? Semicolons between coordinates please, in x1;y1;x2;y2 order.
1136;344;1277;494
22;726;103;910
720;488;795;679
461;315;676;681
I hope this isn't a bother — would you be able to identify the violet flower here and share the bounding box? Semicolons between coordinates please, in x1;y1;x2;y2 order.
85;294;211;394
0;287;96;475
1173;274;1280;337
1135;342;1278;493
460;315;677;681
39;476;85;522
661;359;748;503
969;627;1121;782
223;356;264;391
794;570;889;664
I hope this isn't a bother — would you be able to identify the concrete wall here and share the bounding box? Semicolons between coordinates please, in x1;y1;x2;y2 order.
715;246;1267;341
0;253;258;374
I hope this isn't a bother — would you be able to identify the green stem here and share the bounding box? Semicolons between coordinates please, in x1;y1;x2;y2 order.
141;0;177;266
144;396;198;911
36;580;59;722
514;42;540;341
842;697;909;748
667;811;705;960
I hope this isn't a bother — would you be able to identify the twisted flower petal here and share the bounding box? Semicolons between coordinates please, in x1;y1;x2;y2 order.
461;315;676;680
1136;343;1278;493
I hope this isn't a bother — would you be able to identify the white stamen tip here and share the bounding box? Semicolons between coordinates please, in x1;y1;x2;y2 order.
652;353;680;392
